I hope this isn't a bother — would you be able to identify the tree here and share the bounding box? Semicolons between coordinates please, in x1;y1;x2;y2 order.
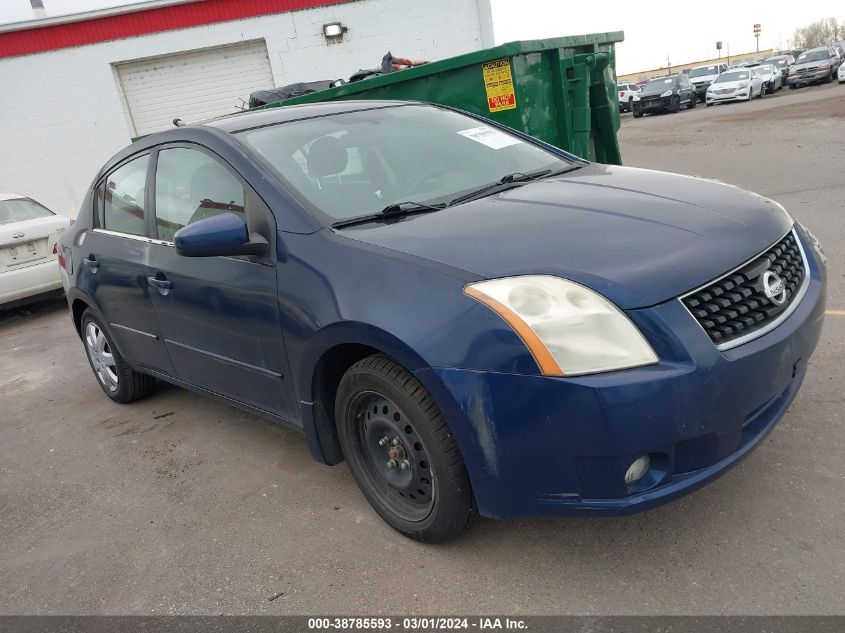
792;17;845;49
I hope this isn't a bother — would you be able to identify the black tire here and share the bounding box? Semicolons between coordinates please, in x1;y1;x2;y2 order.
670;95;681;113
627;96;633;112
335;354;475;543
632;110;643;118
81;308;156;403
789;83;797;89
823;72;832;84
705;101;712;107
688;95;697;109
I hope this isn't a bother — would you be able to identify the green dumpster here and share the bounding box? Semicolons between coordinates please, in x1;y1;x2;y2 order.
256;32;625;165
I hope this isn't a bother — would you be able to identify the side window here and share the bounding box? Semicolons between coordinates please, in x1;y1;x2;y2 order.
95;155;149;236
154;147;246;242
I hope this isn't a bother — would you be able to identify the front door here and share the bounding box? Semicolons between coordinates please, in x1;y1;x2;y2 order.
81;153;175;376
146;145;297;421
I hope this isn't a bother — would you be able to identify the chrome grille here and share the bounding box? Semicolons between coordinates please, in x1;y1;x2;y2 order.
681;229;809;350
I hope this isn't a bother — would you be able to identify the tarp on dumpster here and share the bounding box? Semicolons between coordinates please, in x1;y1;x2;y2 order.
249;80;343;108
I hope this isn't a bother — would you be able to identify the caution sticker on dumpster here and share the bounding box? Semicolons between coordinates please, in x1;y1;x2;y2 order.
482;59;517;112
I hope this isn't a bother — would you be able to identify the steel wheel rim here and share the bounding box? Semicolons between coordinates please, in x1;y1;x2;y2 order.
84;322;118;393
348;391;435;522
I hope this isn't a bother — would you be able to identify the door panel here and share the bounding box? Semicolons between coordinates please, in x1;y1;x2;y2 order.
146;246;292;416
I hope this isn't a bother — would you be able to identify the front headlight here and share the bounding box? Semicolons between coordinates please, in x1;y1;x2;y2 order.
660;90;673;97
464;276;658;376
632;95;641;101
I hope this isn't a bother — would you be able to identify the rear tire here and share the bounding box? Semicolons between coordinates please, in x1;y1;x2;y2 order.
81;308;156;403
335;355;476;543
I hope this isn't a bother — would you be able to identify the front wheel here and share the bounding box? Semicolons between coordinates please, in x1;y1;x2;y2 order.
688;95;697;109
670;95;681;113
81;309;156;403
335;355;476;543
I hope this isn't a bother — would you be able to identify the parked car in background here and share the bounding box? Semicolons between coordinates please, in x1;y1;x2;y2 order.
58;101;826;542
787;47;839;88
617;83;641;112
706;68;765;105
764;54;795;81
1;194;70;308
839;59;845;83
756;64;783;93
632;74;696;117
688;63;729;102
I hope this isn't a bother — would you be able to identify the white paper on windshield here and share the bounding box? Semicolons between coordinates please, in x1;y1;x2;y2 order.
457;126;523;150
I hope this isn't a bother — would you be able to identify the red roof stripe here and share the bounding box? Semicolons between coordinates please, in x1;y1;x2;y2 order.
0;0;350;59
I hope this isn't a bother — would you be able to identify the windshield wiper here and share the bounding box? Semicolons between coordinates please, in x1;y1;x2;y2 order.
331;201;446;229
448;166;581;207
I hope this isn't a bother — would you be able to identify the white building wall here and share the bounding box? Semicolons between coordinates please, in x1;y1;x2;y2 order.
0;0;495;218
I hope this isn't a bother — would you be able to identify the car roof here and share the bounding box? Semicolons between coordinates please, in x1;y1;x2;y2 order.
202;100;422;134
0;192;25;201
803;46;830;53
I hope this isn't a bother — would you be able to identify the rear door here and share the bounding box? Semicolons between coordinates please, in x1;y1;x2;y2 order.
146;144;297;421
79;154;175;375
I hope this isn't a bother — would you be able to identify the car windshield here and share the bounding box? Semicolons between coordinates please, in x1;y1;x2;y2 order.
641;78;677;94
689;66;718;78
765;58;787;67
797;50;829;62
0;198;54;224
714;71;750;83
758;65;774;74
237;105;576;222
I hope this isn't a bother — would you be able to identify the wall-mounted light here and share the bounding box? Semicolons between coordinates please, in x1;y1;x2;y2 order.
323;22;347;40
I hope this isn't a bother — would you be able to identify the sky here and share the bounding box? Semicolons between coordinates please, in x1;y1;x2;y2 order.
1;0;844;75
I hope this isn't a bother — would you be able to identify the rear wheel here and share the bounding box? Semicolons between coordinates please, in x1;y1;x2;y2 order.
81;309;156;403
335;355;475;543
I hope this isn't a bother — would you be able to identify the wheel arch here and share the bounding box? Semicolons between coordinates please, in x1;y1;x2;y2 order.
299;322;435;466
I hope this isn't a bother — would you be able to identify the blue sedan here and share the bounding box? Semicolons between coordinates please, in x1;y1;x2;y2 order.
59;101;826;542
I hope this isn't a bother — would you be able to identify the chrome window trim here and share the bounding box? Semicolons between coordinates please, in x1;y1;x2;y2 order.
92;228;150;242
93;228;174;247
679;227;810;352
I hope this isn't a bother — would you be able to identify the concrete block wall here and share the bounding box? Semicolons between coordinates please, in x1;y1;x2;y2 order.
0;0;494;217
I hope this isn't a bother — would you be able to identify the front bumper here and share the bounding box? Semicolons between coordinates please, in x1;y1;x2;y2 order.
418;230;826;520
706;89;750;104
788;70;830;86
632;97;672;113
0;259;62;306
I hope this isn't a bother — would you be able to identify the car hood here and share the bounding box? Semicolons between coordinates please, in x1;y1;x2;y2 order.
711;80;749;90
333;164;792;309
792;60;827;70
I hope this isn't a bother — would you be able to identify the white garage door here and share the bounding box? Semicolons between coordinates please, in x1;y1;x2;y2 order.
116;40;274;136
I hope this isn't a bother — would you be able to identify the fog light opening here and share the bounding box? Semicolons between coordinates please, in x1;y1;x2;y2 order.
624;455;651;486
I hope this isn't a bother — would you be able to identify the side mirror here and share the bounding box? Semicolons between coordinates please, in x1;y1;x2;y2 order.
174;212;268;258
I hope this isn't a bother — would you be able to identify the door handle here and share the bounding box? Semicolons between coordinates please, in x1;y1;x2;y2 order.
147;276;173;294
83;256;98;272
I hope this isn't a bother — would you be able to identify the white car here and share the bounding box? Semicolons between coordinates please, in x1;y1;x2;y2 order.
755;64;783;93
706;68;765;106
617;82;641;112
0;193;71;307
839;60;845;83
